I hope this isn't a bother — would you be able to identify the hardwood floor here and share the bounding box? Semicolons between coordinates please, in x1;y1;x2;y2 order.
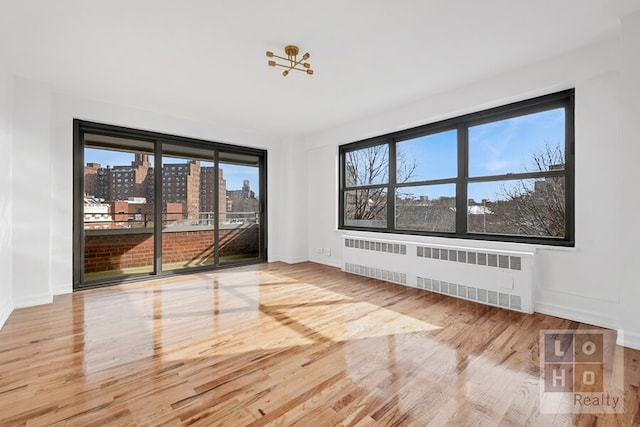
1;262;639;426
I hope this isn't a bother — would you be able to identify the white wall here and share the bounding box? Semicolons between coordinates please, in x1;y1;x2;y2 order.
305;33;640;349
273;136;308;263
620;10;640;349
0;72;14;327
307;143;340;267
11;77;53;307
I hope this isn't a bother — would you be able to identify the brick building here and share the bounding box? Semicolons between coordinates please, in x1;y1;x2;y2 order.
227;179;259;215
84;154;227;226
200;167;227;223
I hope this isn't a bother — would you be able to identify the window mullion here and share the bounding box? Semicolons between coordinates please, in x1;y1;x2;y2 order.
456;123;468;235
153;141;163;274
388;140;396;231
338;149;345;229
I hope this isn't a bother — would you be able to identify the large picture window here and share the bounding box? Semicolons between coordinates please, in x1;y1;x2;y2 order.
339;90;575;246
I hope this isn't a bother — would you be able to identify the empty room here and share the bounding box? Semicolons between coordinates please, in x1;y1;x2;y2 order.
1;1;640;425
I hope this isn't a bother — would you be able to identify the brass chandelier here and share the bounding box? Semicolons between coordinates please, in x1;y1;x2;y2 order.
266;45;313;76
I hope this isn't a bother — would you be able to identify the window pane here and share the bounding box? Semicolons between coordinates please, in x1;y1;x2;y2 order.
469;108;565;177
396;184;456;232
83;142;155;281
219;155;261;265
345;145;389;186
396;130;457;182
468;177;565;237
344;188;387;228
161;145;216;272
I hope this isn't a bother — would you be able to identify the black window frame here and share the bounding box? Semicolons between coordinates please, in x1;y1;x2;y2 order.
338;89;575;246
73;119;268;290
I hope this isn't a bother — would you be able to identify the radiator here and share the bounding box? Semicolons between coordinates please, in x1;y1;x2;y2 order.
342;236;535;313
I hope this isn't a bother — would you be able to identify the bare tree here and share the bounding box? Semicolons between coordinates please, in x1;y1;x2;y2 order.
489;142;566;237
345;145;417;223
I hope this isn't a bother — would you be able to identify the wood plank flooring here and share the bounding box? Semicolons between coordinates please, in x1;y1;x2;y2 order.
0;262;639;426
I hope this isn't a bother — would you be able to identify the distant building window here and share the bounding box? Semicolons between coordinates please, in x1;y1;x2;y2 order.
338;90;574;246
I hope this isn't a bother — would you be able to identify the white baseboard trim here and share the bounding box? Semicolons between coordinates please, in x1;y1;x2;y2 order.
52;282;72;296
535;301;620;331
13;293;53;309
617;329;640;350
279;256;309;264
309;257;342;269
0;299;14;330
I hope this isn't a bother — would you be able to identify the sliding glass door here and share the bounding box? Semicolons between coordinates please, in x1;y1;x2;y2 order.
82;135;156;282
219;152;262;265
74;120;267;289
161;144;217;272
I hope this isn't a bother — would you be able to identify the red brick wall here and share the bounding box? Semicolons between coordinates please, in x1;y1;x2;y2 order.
84;226;259;273
162;230;214;264
84;232;154;273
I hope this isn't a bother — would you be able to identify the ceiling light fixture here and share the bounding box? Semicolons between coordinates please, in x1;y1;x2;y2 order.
266;45;313;77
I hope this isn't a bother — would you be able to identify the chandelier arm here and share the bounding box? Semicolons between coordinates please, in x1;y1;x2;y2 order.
271;62;309;73
289;57;308;69
269;53;291;62
270;62;297;70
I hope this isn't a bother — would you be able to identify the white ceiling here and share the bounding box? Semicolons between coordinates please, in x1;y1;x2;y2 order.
1;0;638;137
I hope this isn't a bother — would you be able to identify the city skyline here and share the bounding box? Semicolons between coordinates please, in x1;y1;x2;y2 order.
85;148;259;195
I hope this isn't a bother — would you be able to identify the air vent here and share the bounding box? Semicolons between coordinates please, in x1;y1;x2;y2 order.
416;275;526;311
499;292;510;308
344;262;407;285
499;255;509;269
458;284;467;298
510;295;522;311
478;253;487;266
346;238;407;255
416;245;522;271
467;287;477;300
488;253;497;267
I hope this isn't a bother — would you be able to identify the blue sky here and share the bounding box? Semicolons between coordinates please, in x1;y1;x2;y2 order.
85;148;259;193
468;108;565;177
397;108;565;202
397;129;457;182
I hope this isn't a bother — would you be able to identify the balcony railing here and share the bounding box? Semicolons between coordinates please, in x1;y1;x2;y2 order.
84;211;259;230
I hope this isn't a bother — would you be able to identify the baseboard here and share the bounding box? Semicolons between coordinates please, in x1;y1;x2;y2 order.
52;281;72;296
535;301;620;331
0;299;13;330
279;256;309;264
13;293;53;309
617;329;640;350
309;257;341;269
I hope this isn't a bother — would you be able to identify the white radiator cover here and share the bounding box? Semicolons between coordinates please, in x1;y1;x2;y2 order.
342;236;535;314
